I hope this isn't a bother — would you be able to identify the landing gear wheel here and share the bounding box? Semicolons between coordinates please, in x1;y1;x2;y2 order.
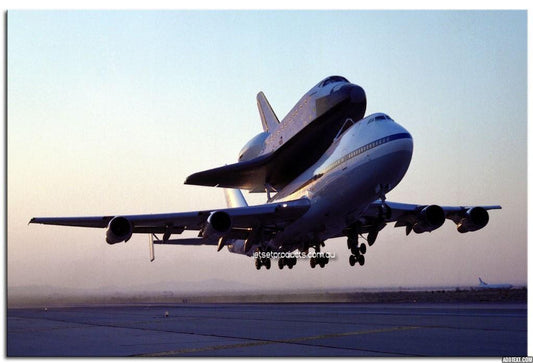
351;246;359;255
255;258;261;270
359;243;367;255
349;254;356;266
265;259;271;270
310;258;316;268
358;255;365;266
278;258;284;270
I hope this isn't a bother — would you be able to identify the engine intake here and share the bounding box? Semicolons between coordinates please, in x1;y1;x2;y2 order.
457;207;489;233
106;216;133;244
202;211;232;238
413;205;445;234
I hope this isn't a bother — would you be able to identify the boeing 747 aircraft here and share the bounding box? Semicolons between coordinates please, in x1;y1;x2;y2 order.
30;76;501;270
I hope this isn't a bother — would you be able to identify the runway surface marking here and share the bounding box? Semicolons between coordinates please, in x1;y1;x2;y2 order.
8;303;526;356
137;325;421;356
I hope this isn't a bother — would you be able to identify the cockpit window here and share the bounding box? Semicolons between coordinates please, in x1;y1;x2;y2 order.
320;76;349;87
370;114;391;123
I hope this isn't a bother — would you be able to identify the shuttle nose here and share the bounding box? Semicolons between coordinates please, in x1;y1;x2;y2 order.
337;83;366;120
349;84;366;105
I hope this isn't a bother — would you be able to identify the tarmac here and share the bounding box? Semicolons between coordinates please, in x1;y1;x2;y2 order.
7;302;527;356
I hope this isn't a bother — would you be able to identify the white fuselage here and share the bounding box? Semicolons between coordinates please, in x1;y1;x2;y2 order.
227;112;413;255
269;113;413;251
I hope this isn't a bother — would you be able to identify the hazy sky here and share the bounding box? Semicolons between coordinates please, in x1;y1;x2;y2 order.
7;10;527;293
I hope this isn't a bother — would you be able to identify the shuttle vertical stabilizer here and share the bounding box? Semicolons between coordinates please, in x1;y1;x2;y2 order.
257;91;279;132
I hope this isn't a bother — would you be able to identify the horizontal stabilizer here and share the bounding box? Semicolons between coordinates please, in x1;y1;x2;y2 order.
257;91;279;132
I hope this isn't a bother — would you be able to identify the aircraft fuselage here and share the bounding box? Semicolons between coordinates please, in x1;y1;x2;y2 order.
227;112;413;254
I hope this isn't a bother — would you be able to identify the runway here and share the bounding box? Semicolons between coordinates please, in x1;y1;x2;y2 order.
7;303;527;356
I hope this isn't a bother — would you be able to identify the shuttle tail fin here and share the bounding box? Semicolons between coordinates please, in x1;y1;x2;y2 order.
224;188;248;208
257;91;280;132
479;277;487;286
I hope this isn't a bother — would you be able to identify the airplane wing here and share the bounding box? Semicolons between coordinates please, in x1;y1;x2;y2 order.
350;201;502;237
30;198;311;244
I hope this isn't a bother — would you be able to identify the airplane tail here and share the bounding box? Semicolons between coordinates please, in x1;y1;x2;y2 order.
224;188;248;208
257;91;280;132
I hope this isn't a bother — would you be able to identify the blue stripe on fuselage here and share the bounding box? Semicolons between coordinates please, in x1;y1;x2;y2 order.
322;132;412;175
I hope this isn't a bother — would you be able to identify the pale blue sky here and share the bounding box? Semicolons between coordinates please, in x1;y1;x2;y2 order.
8;10;527;292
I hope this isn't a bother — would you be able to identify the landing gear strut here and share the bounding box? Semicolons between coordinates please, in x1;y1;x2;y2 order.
347;227;368;267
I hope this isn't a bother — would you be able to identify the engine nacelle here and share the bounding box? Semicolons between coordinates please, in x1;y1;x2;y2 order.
457;207;489;233
106;216;133;244
412;205;445;234
202;211;232;238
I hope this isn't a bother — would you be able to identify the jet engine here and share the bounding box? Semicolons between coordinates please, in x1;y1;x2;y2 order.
106;216;133;244
456;207;489;233
412;205;445;233
202;211;232;238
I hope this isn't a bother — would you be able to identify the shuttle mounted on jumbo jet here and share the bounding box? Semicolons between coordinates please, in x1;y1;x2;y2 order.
30;76;501;270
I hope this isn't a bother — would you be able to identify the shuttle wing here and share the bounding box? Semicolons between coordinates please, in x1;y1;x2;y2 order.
185;154;271;192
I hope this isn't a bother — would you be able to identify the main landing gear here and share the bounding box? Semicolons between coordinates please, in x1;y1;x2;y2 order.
309;244;329;268
347;232;366;267
254;251;271;270
278;256;297;269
